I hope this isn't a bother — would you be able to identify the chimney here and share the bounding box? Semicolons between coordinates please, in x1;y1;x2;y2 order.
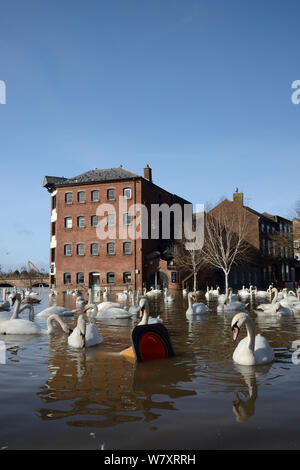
233;187;244;206
143;164;152;182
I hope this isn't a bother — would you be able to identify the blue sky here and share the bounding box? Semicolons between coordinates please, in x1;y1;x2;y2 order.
0;0;300;271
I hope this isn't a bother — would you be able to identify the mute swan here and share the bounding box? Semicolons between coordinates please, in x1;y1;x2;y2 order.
256;288;294;314
186;292;209;317
138;297;162;325
37;305;80;318
231;313;274;366
0;288;11;311
217;291;247;313
256;301;293;316
96;300;133;319
128;291;140;315
68;308;103;348
0;293;35;323
0;311;71;335
205;287;214;301
117;290;128;302
164;288;174;303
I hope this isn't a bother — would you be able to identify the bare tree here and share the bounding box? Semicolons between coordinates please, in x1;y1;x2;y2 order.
201;206;251;295
173;236;206;292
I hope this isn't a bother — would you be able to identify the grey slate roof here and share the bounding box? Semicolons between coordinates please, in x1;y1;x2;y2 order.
43;167;141;190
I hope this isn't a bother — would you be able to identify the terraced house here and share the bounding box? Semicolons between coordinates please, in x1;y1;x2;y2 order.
210;190;296;289
43;165;190;292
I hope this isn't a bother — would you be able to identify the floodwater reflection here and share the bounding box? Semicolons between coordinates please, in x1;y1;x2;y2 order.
1;288;300;449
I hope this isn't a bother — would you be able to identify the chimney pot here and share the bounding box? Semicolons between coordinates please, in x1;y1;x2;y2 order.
144;164;152;182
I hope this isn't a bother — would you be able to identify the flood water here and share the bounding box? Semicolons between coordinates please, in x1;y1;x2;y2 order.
1;287;300;450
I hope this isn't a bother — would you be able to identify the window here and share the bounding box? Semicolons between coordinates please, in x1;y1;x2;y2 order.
76;272;84;284
267;225;270;233
123;187;131;199
171;272;177;283
123;272;131;284
77;216;85;228
107;188;115;201
123;241;131;254
107;272;115;284
78;191;85;203
64;244;72;256
65;192;72;204
261;223;265;232
123;213;131;226
77;243;85;256
63;272;71;285
107;242;115;255
261;239;266;255
272;226;275;234
51;247;55;263
91;243;99;256
267;240;271;255
280;223;283;232
65;217;72;229
91;190;99;202
52;194;56;210
91;215;98;227
107;213;115;227
51;222;56;236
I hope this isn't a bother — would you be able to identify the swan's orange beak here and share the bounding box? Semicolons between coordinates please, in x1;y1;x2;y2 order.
139;306;145;318
232;327;239;341
80;332;86;348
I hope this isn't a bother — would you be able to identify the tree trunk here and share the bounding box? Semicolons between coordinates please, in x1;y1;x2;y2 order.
193;271;197;292
224;271;229;296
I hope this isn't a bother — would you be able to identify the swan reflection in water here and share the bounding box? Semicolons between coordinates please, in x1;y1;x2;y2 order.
232;363;272;423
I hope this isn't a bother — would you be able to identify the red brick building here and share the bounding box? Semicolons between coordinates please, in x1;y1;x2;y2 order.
210;190;296;289
43;165;191;292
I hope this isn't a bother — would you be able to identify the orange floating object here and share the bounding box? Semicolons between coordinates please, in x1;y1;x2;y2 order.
121;323;174;363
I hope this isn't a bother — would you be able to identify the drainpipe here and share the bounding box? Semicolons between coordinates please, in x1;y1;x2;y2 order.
134;178;137;292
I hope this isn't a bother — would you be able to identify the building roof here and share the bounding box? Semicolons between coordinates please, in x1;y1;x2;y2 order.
43;167;141;191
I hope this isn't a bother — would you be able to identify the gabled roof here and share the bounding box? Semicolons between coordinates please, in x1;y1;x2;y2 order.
43;167;141;191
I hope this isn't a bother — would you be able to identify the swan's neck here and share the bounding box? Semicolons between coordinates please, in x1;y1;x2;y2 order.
11;298;21;319
244;316;255;351
139;303;150;325
46;314;69;334
271;288;278;304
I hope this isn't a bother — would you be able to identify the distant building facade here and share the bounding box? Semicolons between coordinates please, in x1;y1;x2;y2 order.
293;218;300;283
210;190;295;289
43;165;191;292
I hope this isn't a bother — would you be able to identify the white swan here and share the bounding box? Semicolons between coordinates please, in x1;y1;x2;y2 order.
0;288;11;311
138;297;162;325
117;290;128;302
128;291;140;315
231;312;274;366
96;299;133;319
164;288;174;303
0;312;71;335
256;288;294;315
0;293;35;323
186;292;209;317
37;305;80;318
68;309;103;348
217;290;247;313
205;287;214;301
